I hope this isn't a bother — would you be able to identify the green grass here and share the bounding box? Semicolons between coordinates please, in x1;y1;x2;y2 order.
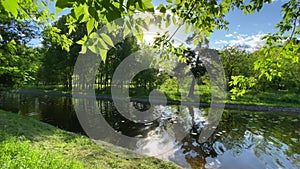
0;136;83;168
227;90;300;108
0;110;180;169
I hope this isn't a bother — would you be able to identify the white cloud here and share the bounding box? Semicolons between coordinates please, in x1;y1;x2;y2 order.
230;33;266;51
236;34;248;39
215;40;229;45
213;32;267;52
225;34;233;37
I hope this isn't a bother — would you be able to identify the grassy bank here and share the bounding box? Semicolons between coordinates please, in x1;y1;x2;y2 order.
17;85;300;108
0;110;180;169
226;90;300;108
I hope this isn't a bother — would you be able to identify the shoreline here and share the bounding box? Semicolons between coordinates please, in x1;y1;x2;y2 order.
2;89;300;114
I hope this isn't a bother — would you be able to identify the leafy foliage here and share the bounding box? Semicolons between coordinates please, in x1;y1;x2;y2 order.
0;0;299;98
229;75;257;100
0;10;44;87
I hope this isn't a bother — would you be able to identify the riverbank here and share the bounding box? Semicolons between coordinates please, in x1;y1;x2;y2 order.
0;109;180;169
10;85;300;108
3;88;300;113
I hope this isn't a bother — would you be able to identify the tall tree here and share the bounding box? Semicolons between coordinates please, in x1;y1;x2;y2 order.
40;15;86;89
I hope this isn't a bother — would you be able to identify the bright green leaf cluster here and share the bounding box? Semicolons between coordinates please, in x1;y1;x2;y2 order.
229;76;257;100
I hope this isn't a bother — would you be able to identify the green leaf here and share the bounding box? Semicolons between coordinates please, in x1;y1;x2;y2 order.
136;0;154;12
174;0;181;5
90;32;99;39
160;6;167;13
1;0;19;17
97;38;109;50
56;0;72;9
80;45;87;54
156;4;166;13
68;24;76;34
132;24;143;43
123;21;131;39
144;16;151;25
165;14;171;27
172;15;178;26
100;33;114;47
184;23;190;34
56;7;63;14
74;5;84;19
87;18;95;35
76;35;88;45
106;5;121;22
88;44;98;54
79;4;90;23
100;49;108;63
293;56;299;63
106;22;113;33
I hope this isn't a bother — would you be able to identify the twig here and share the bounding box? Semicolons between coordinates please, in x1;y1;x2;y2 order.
288;8;299;41
166;0;196;42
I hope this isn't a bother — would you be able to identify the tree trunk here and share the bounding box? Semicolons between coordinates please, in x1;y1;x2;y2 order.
188;77;196;98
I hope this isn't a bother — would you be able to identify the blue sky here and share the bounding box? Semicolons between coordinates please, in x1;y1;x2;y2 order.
34;0;287;51
152;0;287;51
209;0;286;50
